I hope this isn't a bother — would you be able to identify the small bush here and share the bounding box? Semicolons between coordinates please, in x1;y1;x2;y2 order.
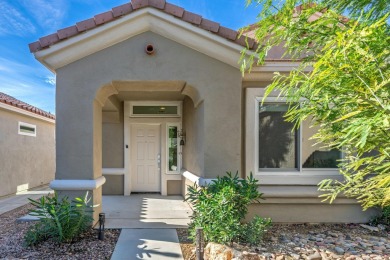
24;192;93;246
185;171;271;244
239;216;272;245
371;205;390;226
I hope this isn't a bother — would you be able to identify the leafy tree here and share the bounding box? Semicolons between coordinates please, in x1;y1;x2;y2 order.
242;0;390;209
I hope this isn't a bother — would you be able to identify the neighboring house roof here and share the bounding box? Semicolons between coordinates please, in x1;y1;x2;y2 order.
0;92;55;120
29;0;257;53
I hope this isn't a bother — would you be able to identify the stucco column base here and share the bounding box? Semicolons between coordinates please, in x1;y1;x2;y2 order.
50;177;105;225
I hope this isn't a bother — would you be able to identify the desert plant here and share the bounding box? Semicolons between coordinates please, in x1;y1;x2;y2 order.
185;172;270;244
239;216;272;245
24;192;94;246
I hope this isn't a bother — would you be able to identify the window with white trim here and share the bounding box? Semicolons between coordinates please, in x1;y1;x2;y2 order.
258;100;341;171
130;102;182;117
167;123;181;174
18;122;36;137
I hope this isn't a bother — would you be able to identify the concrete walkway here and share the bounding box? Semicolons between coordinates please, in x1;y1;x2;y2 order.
0;185;52;215
105;195;191;259
111;229;184;260
1;191;190;259
103;195;192;228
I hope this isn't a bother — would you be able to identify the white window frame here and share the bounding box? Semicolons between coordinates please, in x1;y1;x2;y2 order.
246;88;341;180
129;101;182;118
18;121;36;137
166;123;181;175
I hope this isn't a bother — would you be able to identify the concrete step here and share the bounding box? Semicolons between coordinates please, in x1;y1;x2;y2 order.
111;228;184;260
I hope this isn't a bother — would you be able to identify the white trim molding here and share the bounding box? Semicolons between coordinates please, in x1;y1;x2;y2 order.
102;168;125;175
50;176;106;190
18;121;37;137
0;102;55;124
243;62;312;82
34;8;253;72
182;170;215;187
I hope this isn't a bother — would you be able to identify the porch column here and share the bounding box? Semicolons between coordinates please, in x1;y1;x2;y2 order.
52;94;104;224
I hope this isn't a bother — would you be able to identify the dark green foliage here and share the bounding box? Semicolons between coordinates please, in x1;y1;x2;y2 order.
371;205;390;226
185;172;271;244
24;192;93;246
239;216;273;245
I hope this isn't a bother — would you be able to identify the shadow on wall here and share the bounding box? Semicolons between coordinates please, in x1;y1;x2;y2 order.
258;111;296;168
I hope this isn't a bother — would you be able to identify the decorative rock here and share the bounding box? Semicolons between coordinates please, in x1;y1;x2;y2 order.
275;255;284;260
204;242;233;260
360;224;379;232
262;252;273;258
307;252;322;260
334;247;345;254
327;232;339;238
377;224;386;231
238;251;261;260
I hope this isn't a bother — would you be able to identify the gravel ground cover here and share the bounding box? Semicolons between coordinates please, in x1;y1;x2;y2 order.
0;204;120;259
177;224;389;260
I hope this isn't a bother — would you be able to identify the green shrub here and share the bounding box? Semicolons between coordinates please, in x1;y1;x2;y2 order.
239;216;272;245
371;205;390;226
185;172;271;244
24;192;93;246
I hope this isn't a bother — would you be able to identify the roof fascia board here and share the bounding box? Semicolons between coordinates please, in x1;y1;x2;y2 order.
0;102;55;123
34;8;253;72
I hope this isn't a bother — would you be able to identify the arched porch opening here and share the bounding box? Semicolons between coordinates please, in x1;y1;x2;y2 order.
94;80;204;199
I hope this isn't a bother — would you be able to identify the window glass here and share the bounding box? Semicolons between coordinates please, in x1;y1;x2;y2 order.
18;122;36;137
168;126;178;171
133;106;177;115
259;103;297;169
302;120;341;168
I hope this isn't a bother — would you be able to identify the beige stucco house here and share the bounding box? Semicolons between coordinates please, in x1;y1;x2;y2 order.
29;0;376;223
0;92;55;197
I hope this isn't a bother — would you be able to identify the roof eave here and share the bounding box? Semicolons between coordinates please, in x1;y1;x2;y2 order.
33;8;256;72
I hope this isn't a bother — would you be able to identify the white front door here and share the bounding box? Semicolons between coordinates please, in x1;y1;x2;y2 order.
130;124;161;192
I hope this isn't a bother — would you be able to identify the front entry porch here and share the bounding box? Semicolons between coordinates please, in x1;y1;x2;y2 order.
102;194;192;229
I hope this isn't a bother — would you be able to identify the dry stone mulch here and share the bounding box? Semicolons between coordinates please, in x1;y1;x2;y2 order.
178;224;390;260
0;204;120;259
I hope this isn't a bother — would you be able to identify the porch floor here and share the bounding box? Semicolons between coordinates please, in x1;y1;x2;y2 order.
102;194;192;229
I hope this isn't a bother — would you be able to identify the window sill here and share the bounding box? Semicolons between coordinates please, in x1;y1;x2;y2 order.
254;172;343;185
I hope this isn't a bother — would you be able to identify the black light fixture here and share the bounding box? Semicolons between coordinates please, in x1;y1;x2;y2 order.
178;129;186;146
98;213;105;240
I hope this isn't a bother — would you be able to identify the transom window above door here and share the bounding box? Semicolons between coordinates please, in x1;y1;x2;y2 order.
129;102;181;117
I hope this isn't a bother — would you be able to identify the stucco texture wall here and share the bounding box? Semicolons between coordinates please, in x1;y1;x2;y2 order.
56;31;242;181
102;104;124;169
0;109;55;197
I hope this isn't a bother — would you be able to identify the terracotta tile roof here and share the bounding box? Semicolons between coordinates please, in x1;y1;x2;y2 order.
0;92;55;120
29;0;257;53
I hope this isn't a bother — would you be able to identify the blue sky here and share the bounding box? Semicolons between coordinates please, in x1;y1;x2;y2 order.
0;0;261;114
